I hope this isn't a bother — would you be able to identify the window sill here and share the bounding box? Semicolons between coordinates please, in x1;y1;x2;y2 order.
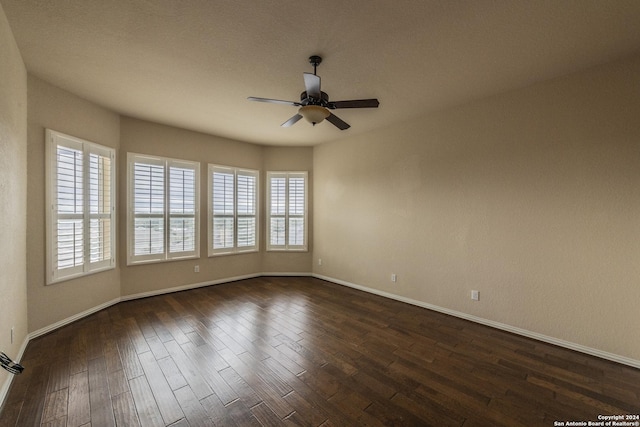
126;254;200;266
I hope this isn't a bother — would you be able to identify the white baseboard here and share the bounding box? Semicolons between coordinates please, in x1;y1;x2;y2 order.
27;272;311;342
312;273;640;370
0;272;276;410
0;335;29;413
120;273;262;302
29;297;121;340
261;272;313;277
4;271;637;413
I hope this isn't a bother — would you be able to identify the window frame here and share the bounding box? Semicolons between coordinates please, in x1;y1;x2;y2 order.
208;164;259;256
266;171;308;252
45;129;116;285
127;152;200;265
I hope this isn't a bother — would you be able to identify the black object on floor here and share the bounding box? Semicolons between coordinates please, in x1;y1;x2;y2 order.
0;352;24;375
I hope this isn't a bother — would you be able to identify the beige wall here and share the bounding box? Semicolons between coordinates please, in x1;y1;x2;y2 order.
0;2;28;392
21;95;314;329
118;118;313;296
119;117;262;296
26;75;121;332
313;54;640;361
262;146;314;273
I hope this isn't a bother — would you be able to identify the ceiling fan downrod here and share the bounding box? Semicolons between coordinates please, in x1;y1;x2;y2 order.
309;55;322;75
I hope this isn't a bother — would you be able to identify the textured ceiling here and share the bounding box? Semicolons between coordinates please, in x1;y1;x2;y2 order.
3;0;640;146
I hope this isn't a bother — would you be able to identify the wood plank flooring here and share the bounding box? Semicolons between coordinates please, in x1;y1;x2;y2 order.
1;276;639;426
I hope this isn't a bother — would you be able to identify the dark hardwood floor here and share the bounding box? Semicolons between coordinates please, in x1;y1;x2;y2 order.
1;276;638;426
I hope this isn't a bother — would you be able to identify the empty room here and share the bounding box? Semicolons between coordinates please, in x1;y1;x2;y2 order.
1;1;639;426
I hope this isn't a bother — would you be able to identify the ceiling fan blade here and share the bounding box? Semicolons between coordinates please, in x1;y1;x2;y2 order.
303;73;321;99
326;113;350;130
328;99;380;109
281;114;303;127
248;97;301;107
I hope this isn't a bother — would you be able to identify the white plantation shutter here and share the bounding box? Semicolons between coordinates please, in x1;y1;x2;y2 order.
237;172;257;248
128;154;199;264
169;164;197;254
209;165;258;255
46;130;115;284
132;159;165;258
267;172;307;251
269;176;286;247
88;152;113;264
56;145;84;272
212;168;235;251
288;176;306;246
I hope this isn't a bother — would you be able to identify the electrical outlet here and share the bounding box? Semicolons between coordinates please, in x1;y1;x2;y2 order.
391;273;397;283
471;290;479;301
194;265;199;273
318;258;322;266
11;326;14;344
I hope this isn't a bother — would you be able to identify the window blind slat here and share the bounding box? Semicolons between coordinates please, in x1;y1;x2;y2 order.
270;217;286;246
170;167;196;214
270;177;286;216
169;217;195;253
288;217;305;246
56;219;84;269
56;146;83;215
212;172;234;216
133;217;164;255
89;153;111;215
89;218;111;262
213;217;234;249
133;163;164;214
237;174;256;215
288;177;305;216
237;217;256;247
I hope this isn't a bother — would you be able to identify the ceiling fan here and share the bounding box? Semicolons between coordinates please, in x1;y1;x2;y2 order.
248;55;380;130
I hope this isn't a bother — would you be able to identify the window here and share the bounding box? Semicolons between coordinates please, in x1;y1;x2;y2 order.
46;130;115;284
267;171;308;251
128;153;199;264
209;165;258;255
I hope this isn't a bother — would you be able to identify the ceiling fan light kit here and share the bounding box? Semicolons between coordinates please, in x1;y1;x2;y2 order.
299;105;329;125
248;55;379;130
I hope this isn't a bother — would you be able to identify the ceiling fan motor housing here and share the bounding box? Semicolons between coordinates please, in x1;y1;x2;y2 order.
300;91;329;106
